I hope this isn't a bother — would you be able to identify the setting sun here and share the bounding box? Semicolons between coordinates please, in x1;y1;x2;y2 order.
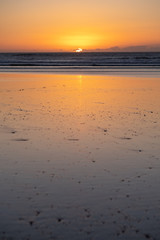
75;48;83;53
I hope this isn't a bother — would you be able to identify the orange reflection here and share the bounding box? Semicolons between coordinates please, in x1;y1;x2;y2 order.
0;72;160;165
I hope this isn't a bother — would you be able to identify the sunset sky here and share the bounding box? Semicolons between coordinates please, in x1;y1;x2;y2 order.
0;0;160;52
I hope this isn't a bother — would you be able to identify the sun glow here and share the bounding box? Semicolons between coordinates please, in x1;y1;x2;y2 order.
75;48;83;53
1;0;160;52
59;34;101;50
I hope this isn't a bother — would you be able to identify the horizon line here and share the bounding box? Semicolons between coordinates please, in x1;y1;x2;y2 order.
0;50;160;54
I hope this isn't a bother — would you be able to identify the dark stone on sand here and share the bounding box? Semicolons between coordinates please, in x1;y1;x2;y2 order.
120;137;132;140
35;211;41;216
57;217;63;222
29;221;34;226
144;233;152;239
11;131;16;134
67;139;79;141
12;138;29;141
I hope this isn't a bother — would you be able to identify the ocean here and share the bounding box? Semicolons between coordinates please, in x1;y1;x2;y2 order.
0;52;160;68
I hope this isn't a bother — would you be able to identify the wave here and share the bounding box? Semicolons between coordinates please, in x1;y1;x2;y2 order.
0;52;160;67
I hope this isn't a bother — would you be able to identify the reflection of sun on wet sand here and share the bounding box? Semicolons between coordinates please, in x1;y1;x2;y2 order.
0;72;160;240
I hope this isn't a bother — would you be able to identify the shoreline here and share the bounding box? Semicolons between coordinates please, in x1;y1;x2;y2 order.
0;66;160;77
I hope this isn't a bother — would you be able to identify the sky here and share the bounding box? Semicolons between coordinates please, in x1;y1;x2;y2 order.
0;0;160;52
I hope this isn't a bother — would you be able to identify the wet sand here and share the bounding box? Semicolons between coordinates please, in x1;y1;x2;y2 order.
0;72;160;240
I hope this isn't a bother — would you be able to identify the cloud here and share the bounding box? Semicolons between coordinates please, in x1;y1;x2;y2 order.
85;45;160;52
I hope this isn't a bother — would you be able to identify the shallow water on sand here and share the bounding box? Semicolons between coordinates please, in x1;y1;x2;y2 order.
0;72;160;240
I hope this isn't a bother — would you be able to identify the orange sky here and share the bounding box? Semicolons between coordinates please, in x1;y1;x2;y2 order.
0;0;160;52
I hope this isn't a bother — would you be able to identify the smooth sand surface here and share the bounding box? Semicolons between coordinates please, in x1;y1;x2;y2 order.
0;72;160;240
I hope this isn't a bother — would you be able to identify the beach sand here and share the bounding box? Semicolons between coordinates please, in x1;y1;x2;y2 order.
0;72;160;240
